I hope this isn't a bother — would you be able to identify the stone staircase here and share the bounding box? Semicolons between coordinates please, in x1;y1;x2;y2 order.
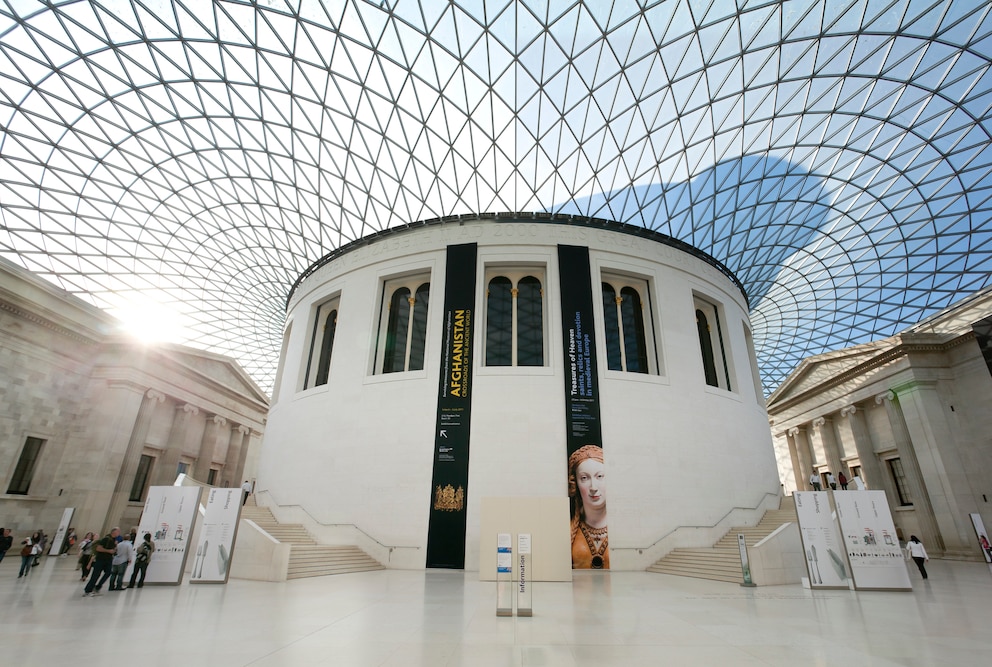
241;506;384;579
647;500;798;583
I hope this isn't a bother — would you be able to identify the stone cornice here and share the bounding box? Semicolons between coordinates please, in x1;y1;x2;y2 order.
0;299;103;346
767;332;976;413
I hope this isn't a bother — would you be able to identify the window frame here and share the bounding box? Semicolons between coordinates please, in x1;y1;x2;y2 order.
482;264;548;368
303;294;340;389
693;294;733;391
887;457;913;506
129;453;155;502
6;436;45;495
373;272;432;375
600;270;659;375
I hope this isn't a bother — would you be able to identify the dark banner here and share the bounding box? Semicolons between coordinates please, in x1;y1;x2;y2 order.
558;245;603;451
426;243;478;569
558;245;609;569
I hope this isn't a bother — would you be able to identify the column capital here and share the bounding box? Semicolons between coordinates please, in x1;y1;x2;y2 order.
840;405;857;418
211;414;228;426
237;424;251;436
146;389;166;403
180;403;199;415
875;390;896;405
812;416;826;429
787;426;802;437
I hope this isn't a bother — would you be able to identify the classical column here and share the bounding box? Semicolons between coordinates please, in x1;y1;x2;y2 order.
890;380;973;557
789;426;814;488
840;405;884;488
876;390;944;553
104;389;167;530
812;416;843;481
193;414;227;483
154;404;201;486
224;424;250;487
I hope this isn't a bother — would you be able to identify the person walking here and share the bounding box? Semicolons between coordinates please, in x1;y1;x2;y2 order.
109;535;133;591
83;527;120;596
18;537;40;577
242;480;253;506
809;470;822;491
907;535;929;579
826;472;837;490
127;533;156;588
77;532;95;580
838;471;848;490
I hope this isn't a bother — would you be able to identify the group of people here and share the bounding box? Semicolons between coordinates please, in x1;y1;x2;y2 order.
809;469;864;491
82;527;156;596
0;523;156;592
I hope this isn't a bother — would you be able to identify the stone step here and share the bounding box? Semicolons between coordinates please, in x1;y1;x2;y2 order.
647;503;797;584
241;506;384;579
287;545;384;580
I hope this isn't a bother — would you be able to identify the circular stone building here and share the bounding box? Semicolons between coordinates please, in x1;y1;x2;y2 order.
257;214;781;573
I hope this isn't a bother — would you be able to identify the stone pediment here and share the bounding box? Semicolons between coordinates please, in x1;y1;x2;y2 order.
157;344;268;405
117;340;269;406
770;344;886;404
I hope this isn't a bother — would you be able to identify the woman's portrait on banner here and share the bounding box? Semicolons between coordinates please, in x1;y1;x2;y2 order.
568;444;608;569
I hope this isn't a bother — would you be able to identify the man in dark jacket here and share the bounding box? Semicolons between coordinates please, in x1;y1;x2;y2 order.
83;527;119;596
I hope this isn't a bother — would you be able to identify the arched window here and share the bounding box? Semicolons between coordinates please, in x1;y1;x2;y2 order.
696;309;719;386
484;268;545;367
314;308;337;386
486;277;512;366
601;273;656;374
694;295;732;390
303;297;339;390
377;275;431;374
383;287;411;373
517;276;544;366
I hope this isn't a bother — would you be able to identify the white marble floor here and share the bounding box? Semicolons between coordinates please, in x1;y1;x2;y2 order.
1;555;989;666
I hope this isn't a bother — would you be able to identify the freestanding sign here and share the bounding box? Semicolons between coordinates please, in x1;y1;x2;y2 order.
834;490;911;590
496;533;512;617
190;487;242;584
517;533;532;616
737;533;755;587
48;507;74;557
137;485;202;584
969;513;992;566
794;491;849;588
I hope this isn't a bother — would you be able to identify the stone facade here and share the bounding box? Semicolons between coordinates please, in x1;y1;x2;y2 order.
0;258;267;542
768;288;992;560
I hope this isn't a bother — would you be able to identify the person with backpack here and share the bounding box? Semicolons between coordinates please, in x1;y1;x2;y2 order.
127;533;156;589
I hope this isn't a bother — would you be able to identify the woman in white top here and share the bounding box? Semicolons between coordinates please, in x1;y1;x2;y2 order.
907;535;929;579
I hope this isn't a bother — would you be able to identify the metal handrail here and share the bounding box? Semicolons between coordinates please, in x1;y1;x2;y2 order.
253;489;421;552
615;491;781;553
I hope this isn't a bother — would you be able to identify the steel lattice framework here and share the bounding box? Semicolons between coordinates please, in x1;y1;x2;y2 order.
2;0;992;395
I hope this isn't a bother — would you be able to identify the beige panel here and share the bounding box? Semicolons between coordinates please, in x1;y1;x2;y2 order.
478;496;571;582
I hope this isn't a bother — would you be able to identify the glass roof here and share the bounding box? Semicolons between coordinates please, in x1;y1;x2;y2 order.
2;0;991;396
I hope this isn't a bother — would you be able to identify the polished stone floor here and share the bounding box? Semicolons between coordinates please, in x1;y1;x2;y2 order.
1;554;989;666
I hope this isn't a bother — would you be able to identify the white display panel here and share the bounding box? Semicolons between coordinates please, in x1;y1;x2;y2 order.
190;487;242;584
794;491;849;588
969;513;992;564
834;491;911;590
48;508;74;557
137;486;202;584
